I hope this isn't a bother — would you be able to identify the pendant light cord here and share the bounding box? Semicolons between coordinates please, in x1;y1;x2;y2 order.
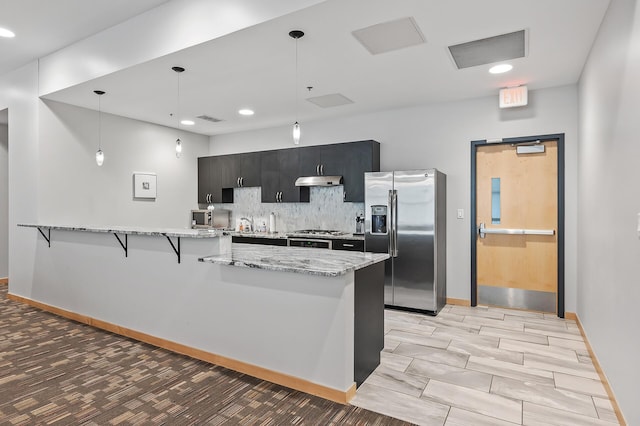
295;37;299;123
177;71;181;135
98;95;101;151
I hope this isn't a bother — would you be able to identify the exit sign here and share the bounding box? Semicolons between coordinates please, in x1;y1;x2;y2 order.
499;85;528;108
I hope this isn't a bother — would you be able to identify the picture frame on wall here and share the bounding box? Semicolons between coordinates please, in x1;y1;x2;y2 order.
133;172;157;200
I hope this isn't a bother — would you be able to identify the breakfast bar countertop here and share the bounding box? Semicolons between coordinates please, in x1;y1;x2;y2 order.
199;243;388;277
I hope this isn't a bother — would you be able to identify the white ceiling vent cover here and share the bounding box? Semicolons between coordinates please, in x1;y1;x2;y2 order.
352;17;425;55
306;93;354;108
448;30;527;69
197;115;223;123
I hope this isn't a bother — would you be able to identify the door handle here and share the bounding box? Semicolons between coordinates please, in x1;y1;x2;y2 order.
275;192;279;202
320;164;324;175
316;165;320;175
478;222;555;239
391;190;398;257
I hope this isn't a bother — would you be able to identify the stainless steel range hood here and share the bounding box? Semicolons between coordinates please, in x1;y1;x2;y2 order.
294;176;344;187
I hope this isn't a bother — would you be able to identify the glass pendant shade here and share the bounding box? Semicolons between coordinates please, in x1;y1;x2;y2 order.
95;149;104;166
292;122;301;145
175;138;182;158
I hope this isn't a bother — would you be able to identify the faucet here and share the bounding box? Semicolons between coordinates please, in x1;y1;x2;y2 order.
240;216;254;232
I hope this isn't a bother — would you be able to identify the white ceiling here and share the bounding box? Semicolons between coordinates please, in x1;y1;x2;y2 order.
8;0;611;137
0;0;170;75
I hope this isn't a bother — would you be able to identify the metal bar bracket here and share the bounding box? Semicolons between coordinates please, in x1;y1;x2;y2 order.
478;222;555;239
164;235;181;263
113;233;128;257
38;227;51;248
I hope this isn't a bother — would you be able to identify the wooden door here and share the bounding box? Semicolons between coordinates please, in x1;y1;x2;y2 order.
475;140;559;313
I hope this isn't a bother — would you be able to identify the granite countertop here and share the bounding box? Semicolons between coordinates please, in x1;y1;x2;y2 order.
199;244;388;277
18;224;229;239
230;232;364;241
229;231;287;239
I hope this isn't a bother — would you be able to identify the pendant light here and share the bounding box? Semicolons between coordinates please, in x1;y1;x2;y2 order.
172;66;185;158
94;90;105;166
289;30;304;145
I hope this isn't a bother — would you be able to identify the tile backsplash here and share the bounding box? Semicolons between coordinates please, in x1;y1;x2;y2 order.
210;186;364;233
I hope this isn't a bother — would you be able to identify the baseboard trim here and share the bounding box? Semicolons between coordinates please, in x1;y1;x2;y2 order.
567;311;627;426
6;293;356;405
446;297;470;306
0;278;8;285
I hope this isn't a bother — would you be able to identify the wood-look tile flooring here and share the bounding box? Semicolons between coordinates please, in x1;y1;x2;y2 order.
351;304;620;426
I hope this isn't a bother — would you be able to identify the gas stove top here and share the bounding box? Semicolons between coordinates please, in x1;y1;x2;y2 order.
287;229;347;237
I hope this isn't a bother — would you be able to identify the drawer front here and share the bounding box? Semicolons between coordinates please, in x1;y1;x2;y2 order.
332;239;364;252
232;236;288;246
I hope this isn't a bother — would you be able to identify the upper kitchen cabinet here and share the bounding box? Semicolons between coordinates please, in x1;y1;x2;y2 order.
220;152;261;189
261;149;309;203
299;140;380;202
342;140;380;202
198;156;223;204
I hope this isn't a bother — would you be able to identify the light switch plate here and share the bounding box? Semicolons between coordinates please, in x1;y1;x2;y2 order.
457;209;464;219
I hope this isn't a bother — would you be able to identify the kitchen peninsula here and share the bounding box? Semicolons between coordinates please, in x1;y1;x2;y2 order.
12;224;388;403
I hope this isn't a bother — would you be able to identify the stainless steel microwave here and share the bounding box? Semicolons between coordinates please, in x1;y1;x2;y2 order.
191;209;230;229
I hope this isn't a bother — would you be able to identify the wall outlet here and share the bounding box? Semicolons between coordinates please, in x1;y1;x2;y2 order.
457;209;464;219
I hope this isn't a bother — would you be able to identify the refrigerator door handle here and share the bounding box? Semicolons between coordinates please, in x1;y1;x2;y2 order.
391;189;398;257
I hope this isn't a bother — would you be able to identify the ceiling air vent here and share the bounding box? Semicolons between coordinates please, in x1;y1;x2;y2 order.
352;17;425;55
448;29;527;69
306;93;354;108
196;115;223;123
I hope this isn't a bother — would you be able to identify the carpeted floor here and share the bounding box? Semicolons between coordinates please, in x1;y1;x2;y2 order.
0;286;411;425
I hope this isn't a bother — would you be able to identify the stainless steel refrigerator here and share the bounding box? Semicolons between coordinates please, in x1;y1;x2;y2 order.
364;170;446;314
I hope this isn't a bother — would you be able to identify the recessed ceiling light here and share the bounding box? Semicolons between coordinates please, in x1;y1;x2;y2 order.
489;64;513;74
0;27;15;38
181;120;195;126
238;109;254;116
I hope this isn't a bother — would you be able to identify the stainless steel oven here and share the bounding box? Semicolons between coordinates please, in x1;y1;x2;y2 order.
288;238;332;249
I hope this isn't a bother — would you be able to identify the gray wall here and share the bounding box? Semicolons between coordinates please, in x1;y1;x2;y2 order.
0;121;7;278
578;0;639;422
210;85;579;308
38;100;209;228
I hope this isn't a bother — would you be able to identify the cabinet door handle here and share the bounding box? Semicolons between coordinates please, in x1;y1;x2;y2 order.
343;191;346;201
342;243;354;247
320;164;324;175
275;192;279;202
316;165;320;175
241;177;244;187
237;177;240;187
279;192;282;202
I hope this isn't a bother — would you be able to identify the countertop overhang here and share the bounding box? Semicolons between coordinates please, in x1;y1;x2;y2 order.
18;224;229;239
199;243;388;277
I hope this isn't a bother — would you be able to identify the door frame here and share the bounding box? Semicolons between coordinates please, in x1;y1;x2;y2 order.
470;133;565;317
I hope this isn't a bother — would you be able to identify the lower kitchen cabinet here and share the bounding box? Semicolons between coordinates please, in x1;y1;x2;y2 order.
231;236;288;246
332;239;364;252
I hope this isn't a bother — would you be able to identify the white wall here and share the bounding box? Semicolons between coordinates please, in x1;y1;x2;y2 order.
210;85;579;308
39;100;209;228
578;0;639;423
0;122;8;278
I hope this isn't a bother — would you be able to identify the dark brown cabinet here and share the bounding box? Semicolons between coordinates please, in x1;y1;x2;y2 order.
261;149;308;203
198;140;379;204
198;156;224;203
332;239;365;252
220;152;261;189
298;140;379;202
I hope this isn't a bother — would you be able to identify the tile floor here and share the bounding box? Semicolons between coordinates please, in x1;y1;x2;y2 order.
351;304;620;426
